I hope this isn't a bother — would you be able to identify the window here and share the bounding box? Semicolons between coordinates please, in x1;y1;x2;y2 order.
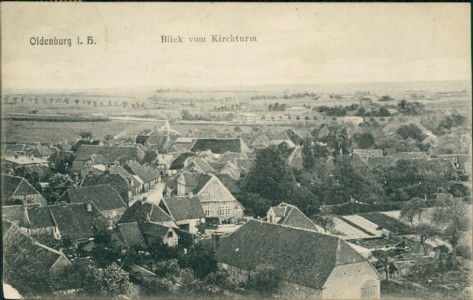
204;206;210;216
225;206;231;215
219;206;225;216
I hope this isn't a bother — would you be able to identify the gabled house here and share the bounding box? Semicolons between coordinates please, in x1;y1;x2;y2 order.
117;199;181;248
1;174;46;206
114;222;147;249
168;172;244;222
139;222;179;247
72;145;146;171
57;184;127;222
171;137;195;152
215;220;381;299
160;196;206;234
108;165;142;198
266;203;321;232
169;152;197;171
3;223;72;277
25;144;54;160
156;154;177;177
124;160;160;193
19;206;59;238
118;198;178;229
81;172;133;204
20;202;111;243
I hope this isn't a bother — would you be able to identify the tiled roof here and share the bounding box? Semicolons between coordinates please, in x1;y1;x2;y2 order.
22;206;55;229
186;158;215;173
139;222;172;239
3;224;71;274
116;222;147;248
60;184;126;212
124;160;160;183
170;152;196;170
270;203;320;232
74;145;145;163
118;200;174;225
215;220;365;289
191;139;250;154
161;196;205;221
1;174;42;203
191;173;213;194
48;203;110;241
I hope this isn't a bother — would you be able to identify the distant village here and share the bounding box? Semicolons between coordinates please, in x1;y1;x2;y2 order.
2;91;472;299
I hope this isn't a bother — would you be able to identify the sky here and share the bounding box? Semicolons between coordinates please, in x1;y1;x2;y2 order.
1;3;471;92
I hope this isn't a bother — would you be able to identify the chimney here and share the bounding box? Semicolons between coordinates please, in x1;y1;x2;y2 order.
14;154;19;159
86;203;92;212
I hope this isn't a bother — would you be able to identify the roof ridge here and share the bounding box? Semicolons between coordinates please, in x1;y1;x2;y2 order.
249;219;337;236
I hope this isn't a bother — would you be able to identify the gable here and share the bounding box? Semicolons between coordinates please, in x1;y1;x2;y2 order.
196;176;236;203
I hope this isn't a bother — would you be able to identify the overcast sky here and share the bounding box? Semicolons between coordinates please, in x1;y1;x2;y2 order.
1;3;471;91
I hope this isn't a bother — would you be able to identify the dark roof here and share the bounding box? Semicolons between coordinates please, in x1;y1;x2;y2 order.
271;203;319;231
124;160;160;183
215;220;366;289
185;158;215;173
1;174;42;204
48;203;110;241
191;139;249;154
60;184;126;212
3;224;70;274
161;196;205;221
116;222;147;248
81;173;131;202
23;206;56;229
170;152;196;170
118;200;174;224
139;222;172;239
74;145;145;163
191;173;213;194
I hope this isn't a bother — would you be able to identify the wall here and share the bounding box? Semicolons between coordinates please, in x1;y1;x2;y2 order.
322;261;380;299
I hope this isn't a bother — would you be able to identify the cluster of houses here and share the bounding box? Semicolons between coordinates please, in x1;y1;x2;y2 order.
2;121;471;298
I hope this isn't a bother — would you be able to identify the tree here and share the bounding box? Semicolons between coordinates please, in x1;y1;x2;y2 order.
246;264;280;297
379;95;394;101
353;132;375;149
400;198;426;227
43;173;74;204
241;146;296;204
414;223;438;248
372;250;393;281
178;242;217;279
311;209;335;233
237;193;272;217
432;199;470;268
396;124;426;142
79;131;93;140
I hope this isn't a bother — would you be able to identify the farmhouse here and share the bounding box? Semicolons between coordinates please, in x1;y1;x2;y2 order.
19;202;110;243
166;172;244;222
215;220;381;299
58;184;127;223
3;223;72;276
1;174;47;206
160;196;206;234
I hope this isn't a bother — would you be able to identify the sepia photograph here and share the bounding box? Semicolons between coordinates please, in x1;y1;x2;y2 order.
1;3;472;299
